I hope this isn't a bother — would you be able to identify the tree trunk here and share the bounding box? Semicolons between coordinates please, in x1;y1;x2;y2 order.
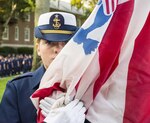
32;0;50;71
0;24;4;46
0;3;17;46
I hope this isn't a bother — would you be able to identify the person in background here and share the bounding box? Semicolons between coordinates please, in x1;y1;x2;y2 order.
0;12;89;123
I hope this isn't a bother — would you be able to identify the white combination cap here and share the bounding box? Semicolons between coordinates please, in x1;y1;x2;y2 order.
34;12;78;42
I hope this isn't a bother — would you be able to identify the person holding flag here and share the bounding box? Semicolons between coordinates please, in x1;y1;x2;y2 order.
0;12;88;123
31;0;150;123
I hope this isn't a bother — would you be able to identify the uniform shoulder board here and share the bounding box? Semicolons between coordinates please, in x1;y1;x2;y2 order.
10;72;33;82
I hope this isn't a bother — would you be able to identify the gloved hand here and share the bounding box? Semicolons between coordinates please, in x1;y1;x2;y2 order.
39;95;65;117
44;99;86;123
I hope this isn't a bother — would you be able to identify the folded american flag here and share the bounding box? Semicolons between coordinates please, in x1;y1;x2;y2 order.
31;0;150;122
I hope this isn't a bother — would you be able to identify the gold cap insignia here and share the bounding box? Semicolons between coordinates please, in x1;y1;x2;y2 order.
52;14;61;29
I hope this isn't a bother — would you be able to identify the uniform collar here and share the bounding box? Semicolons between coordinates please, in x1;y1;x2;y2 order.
31;65;46;89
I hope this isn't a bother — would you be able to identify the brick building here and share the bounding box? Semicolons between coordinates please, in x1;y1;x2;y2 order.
0;0;86;48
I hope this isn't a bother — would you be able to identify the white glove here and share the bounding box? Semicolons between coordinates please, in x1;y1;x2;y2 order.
44;99;86;123
39;96;65;117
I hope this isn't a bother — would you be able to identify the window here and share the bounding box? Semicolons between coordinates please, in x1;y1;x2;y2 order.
2;26;9;40
24;27;30;42
24;13;30;22
15;26;19;41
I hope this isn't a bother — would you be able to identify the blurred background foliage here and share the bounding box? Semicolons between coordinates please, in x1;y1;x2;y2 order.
0;0;35;23
71;0;98;16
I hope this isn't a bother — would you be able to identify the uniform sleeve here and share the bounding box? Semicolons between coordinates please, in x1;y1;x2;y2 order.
0;81;21;123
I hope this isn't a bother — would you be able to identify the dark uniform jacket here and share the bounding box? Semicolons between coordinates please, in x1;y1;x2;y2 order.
0;65;90;123
0;66;45;123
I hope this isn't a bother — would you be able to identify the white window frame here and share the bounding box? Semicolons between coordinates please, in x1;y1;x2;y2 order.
24;27;30;42
25;13;30;22
15;26;19;41
2;26;9;40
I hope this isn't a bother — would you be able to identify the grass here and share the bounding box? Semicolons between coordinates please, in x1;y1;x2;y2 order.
0;76;16;101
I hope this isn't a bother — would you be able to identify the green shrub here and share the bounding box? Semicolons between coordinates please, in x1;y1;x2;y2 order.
17;47;33;54
0;47;17;56
0;47;33;56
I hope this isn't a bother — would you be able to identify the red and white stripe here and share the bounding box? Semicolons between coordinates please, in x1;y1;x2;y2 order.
31;0;150;123
83;0;150;122
102;0;118;15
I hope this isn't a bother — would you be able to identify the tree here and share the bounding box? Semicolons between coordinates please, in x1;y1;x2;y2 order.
31;0;50;70
0;0;35;44
71;0;98;16
0;0;49;70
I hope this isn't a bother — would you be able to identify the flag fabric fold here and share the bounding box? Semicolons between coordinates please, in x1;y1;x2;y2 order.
31;0;150;123
86;0;150;122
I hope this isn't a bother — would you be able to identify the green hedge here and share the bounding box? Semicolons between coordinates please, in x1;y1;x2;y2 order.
0;47;33;56
17;47;33;54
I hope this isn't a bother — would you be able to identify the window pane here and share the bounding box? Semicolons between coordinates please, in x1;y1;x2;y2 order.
2;27;9;40
15;26;19;41
24;27;30;41
24;13;30;22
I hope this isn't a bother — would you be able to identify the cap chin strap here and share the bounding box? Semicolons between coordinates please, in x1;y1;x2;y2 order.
41;30;74;34
34;24;78;40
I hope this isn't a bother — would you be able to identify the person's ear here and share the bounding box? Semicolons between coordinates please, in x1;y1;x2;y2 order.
36;39;41;56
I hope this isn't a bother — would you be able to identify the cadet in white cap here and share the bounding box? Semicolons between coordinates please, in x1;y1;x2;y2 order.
0;12;89;123
35;12;78;69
